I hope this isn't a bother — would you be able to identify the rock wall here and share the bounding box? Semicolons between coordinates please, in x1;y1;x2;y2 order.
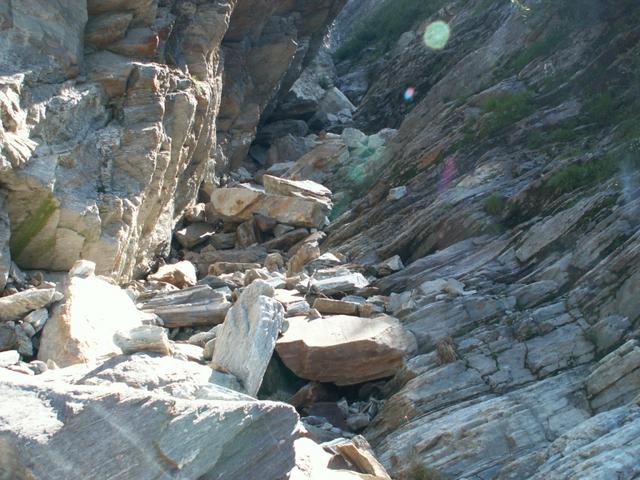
0;0;343;282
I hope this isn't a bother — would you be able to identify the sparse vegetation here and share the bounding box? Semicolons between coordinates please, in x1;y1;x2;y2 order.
436;337;458;365
546;155;619;193
484;192;507;215
404;463;449;480
334;0;447;62
478;91;536;138
503;29;567;75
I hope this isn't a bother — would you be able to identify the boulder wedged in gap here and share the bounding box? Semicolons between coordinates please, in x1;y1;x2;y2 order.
276;314;417;385
211;280;284;396
138;285;231;328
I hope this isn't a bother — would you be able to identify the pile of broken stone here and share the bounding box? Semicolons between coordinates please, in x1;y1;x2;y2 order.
0;171;415;478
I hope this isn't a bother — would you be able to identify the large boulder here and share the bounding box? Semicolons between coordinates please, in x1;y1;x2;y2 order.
276;314;417;385
211;280;284;397
211;187;329;229
0;364;302;480
38;264;142;367
0;288;62;322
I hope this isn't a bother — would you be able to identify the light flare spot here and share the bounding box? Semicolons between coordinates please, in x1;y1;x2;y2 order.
423;21;451;50
404;87;416;102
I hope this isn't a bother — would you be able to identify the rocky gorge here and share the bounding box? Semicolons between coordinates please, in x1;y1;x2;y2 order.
1;0;640;479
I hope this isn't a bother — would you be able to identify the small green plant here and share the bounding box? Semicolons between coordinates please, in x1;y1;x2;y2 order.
484;192;507;215
478;91;535;138
404;463;449;480
546;155;619;193
583;92;617;125
334;0;447;62
503;29;567;75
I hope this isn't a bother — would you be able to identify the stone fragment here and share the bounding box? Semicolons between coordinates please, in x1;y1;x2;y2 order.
175;223;215;249
69;259;96;278
114;325;171;355
211;281;285;396
376;255;404;276
254;214;278;232
148;261;197;289
263;228;310;251
0;191;10;292
0;289;63;322
346;413;370;431
309;270;370;295
288;243;321;276
313;298;359;316
38;273;142;367
386;186;407;201
276;314;417;385
210;232;236;250
328;436;392;479
236;219;260;248
210;262;261;275
0;350;19;367
263;175;332;206
139;285;231;328
265;252;285;272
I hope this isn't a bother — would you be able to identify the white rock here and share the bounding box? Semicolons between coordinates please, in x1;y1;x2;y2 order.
211;280;284;396
387;186;407;201
0;288;62;322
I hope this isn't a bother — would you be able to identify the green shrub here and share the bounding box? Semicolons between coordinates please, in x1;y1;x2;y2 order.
334;0;447;62
484;192;507;215
504;29;567;74
404;463;449;480
479;91;535;138
546;155;619;193
583;92;617;125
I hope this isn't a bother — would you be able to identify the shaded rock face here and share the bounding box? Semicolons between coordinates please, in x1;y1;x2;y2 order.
0;0;344;282
320;0;640;478
216;0;347;169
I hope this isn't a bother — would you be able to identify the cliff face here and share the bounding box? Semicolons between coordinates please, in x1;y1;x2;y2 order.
322;0;640;477
0;0;343;283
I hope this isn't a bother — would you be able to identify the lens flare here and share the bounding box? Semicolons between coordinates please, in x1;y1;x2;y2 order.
404;87;416;102
423;21;451;50
438;155;457;193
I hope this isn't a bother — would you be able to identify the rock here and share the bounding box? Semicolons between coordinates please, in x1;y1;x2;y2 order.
175;223;216;249
210;262;262;275
309;269;370;295
327;436;392;479
203;338;216;360
419;278;468;297
263;228;310;251
588;315;631;353
254;214;278;232
188;325;220;348
288;243;321;276
265;252;285;272
0;350;19;367
114;325;171;355
255;119;309;144
171;343;204;363
0;191;10;291
0;367;304;479
209;232;237;250
211;280;285;396
148;261;197;289
139;285;231;328
346;413;370;431
274;223;296;237
376;255;404;276
0;288;63;322
186;246;267;277
236;219;260;248
341;128;368;149
211;188;329;228
38;272;142;367
68;259;96;278
313;298;360;316
386;186;407;201
263;175;332;206
586;340;640;413
276;314;417;385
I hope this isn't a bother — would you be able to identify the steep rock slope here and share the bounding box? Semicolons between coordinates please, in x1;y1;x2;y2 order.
322;0;640;478
0;0;343;282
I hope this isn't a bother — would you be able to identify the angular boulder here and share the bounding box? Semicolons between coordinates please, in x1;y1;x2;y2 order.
211;187;329;228
0;369;302;480
263;175;332;206
0;288;62;322
38;268;142;367
148;261;197;289
276;314;417;385
211;280;284;396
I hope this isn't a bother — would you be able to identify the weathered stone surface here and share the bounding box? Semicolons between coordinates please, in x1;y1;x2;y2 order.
586;340;640;413
211;281;284;396
276;314;416;385
313;298;359;316
38;274;142;367
210;262;261;275
309;269;369;295
175;223;216;249
0;191;9;291
236;219;260;248
263;175;332;206
211;188;329;228
0;288;62;322
114;325;171;356
0;350;19;367
148;261;197;289
0;366;303;479
139;285;231;328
